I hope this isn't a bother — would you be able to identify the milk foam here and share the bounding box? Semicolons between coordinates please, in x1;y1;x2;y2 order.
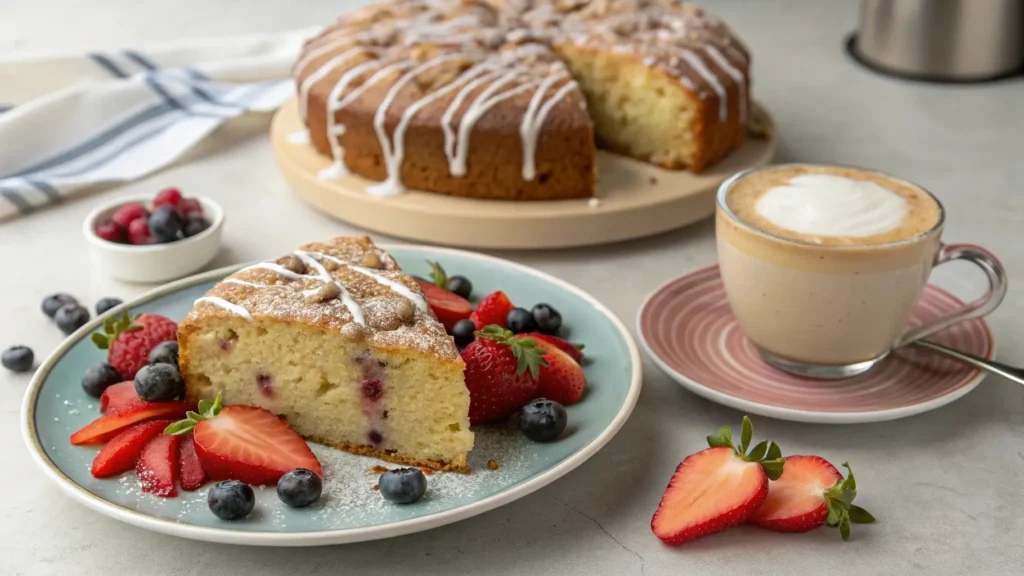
755;174;909;238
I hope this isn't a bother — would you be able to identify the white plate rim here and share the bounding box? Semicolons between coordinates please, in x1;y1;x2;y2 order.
635;266;993;425
21;244;643;546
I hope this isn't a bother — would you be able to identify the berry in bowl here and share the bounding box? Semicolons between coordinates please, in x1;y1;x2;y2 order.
83;188;224;283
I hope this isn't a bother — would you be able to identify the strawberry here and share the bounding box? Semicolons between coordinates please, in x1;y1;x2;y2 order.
750;457;875;540
136;433;179;497
470;291;514;330
111;202;149;229
153;187;183;209
70;401;192;445
461;325;545;425
100;380;143;414
526;333;584;363
165;395;322;486
651;417;785;545
534;339;587;404
90;420;173;478
91;312;178;380
178;434;207;491
415;278;472;331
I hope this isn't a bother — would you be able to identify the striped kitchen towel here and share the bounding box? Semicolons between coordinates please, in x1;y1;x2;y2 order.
0;28;319;220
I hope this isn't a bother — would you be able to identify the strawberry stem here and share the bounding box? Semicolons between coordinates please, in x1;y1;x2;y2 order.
90;311;142;350
164;393;222;435
427;260;448;288
823;461;875;541
475;325;548;379
706;416;785;480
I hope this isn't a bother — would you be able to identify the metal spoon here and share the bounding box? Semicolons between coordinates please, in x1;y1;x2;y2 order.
912;340;1024;386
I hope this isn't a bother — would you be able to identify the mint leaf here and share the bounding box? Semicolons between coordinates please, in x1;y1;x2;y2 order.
740;416;753;454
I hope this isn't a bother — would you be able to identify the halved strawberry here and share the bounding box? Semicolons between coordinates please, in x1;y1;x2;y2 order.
526;333;584;363
178;434;207;491
136;433;179;497
70;401;192;445
165;395;322;486
534;339;587;404
651;417;785;545
750;457;874;540
415;278;472;331
90;420;173;478
470;291;514;330
100;380;144;414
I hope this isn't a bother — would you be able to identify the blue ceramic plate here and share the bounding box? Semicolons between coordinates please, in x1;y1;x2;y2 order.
21;245;641;546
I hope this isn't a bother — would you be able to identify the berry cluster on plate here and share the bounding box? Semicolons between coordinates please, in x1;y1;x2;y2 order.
415;261;587;442
94;188;210;246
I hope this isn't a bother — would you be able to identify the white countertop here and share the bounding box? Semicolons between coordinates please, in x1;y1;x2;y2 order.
1;1;1022;574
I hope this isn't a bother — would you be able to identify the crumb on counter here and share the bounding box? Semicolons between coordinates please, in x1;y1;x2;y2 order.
649;176;658;184
487;459;500;471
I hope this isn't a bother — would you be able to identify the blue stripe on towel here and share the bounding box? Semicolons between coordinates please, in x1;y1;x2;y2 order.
0;105;10;114
26;179;61;201
0;187;32;213
88;53;129;78
122;50;158;71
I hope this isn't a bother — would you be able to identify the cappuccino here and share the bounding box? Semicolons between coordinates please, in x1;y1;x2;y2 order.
725;165;940;246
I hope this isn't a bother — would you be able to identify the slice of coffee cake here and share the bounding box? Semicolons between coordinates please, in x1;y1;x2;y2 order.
178;236;473;472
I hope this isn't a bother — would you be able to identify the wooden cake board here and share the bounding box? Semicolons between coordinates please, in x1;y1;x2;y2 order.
270;97;775;250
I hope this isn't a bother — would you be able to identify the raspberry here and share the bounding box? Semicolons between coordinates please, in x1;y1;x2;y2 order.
175;197;203;217
154;187;183;209
92;313;178;380
111;203;149;229
95;218;127;243
128;217;154;245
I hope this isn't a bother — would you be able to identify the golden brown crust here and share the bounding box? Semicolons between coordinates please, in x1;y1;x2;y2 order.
308;435;472;474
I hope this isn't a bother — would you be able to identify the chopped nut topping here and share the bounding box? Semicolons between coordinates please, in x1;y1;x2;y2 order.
361;252;384;269
278;254;307;275
305;282;341;303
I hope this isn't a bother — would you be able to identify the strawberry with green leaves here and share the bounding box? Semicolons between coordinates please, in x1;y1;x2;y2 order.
750;457;875;540
461;325;546;425
92;312;178;380
652;416;785;545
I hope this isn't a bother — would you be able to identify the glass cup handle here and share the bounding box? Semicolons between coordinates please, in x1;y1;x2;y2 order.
897;243;1008;347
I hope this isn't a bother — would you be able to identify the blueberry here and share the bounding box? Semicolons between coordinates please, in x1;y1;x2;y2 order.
447;275;472;299
147;341;179;366
94;297;123;316
82;363;122;397
379;468;427;504
519;399;567;442
42;293;78;319
451;319;476;348
149;205;183;243
506;307;537;334
134;363;184;402
2;346;34;373
208;480;255;520
54;304;90;335
277;468;323;508
531;303;562;335
183;214;210;238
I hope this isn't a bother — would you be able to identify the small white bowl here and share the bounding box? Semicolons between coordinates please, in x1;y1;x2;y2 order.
82;193;225;283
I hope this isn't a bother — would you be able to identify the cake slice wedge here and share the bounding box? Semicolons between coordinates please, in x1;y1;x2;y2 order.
178;236;473;472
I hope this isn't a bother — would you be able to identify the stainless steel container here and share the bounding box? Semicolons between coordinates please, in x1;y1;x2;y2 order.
850;0;1024;81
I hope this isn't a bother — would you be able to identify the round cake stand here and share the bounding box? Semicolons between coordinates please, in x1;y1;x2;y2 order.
270;97;776;249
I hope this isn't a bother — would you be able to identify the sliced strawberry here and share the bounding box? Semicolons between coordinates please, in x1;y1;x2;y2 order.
136;433;179;497
534;339;587;404
178;434;207;491
651;417;785;545
526;333;584;363
90;420;173;478
70;401;192;445
470;291;514;330
415;279;472;331
100;380;143;414
751;457;874;540
166;395;322;486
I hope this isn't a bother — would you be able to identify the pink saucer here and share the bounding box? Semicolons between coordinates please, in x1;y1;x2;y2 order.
637;265;995;423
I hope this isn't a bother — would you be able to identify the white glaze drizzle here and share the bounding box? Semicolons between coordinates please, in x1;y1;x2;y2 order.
239;262;306;281
222;278;264;288
195;296;253;321
293;250;365;324
306;251;429;312
704;45;745;123
298;47;365;121
450;69;536;177
286;130;311;145
519;71;575;181
674;47;727;122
